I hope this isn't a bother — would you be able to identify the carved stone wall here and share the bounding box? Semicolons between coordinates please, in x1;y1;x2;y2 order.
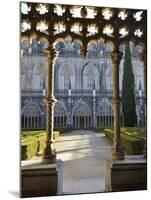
21;40;145;129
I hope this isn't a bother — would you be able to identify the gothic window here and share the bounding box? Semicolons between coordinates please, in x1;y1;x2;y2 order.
73;102;91;116
21;101;42;129
105;64;113;90
36;63;48;89
96;98;114;127
83;64;99;90
87;68;94;89
54;102;67;128
22;101;41;116
64;67;71;89
58;63;75;90
72;101;92;128
21;60;27;89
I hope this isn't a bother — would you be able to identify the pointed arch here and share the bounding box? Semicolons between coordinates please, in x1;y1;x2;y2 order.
54;101;67;128
21;100;42;129
72;100;92;129
57;61;76;90
96;98;113;127
82;63;99;90
22;100;42;115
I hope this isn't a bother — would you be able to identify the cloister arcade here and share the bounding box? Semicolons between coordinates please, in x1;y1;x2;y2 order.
54;101;67;128
21;101;42;129
20;4;147;197
72;101;92;129
21;2;147;163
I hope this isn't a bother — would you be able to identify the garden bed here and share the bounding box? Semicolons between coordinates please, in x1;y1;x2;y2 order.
104;127;145;155
21;130;60;160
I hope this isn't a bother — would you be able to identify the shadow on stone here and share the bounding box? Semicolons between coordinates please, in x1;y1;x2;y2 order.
21;159;63;198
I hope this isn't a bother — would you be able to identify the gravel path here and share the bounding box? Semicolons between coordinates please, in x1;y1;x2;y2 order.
55;130;112;195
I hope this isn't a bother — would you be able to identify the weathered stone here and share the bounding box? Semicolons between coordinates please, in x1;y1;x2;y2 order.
21;40;145;130
105;155;147;192
21;160;63;198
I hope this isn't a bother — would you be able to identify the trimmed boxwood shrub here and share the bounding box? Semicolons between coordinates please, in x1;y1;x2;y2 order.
104;128;145;155
53;131;60;139
36;133;46;153
21;131;60;160
54;127;73;133
104;129;114;140
21;141;38;160
95;127;105;133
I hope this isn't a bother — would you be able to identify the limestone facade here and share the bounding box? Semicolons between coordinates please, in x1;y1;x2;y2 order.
21;39;145;129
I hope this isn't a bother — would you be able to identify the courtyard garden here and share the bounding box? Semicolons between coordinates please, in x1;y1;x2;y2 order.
21;127;145;160
96;127;145;155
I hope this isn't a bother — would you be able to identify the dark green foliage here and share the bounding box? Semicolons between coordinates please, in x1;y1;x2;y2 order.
104;128;145;155
122;43;137;127
54;127;73;133
95;125;114;133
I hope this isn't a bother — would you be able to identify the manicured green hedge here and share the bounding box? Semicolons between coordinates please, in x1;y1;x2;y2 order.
104;128;145;155
22;141;38;160
54;127;73;133
53;131;60;139
21;131;60;160
95;126;107;132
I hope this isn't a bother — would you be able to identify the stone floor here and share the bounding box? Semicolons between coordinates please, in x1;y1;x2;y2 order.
55;130;112;195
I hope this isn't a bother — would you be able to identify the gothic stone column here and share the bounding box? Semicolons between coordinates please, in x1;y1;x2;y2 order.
140;50;147;159
111;51;124;160
42;45;57;164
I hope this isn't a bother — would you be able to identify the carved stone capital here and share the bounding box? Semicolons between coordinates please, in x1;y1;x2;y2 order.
111;51;123;66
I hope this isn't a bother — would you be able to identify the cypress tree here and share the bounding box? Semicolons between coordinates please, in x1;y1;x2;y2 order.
122;43;137;127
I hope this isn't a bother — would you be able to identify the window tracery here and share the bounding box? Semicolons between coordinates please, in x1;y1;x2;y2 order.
96;98;113;115
22;101;41;116
54;102;67;117
73;102;91;116
21;2;146;57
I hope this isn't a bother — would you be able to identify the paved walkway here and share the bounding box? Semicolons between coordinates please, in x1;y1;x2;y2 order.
55;130;112;195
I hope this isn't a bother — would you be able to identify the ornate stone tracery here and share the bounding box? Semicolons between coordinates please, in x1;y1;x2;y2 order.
22;100;41;115
54;101;67;128
72;100;92;129
21;2;146;50
21;100;42;129
54;101;67;116
96;98;113;115
72;100;92;116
